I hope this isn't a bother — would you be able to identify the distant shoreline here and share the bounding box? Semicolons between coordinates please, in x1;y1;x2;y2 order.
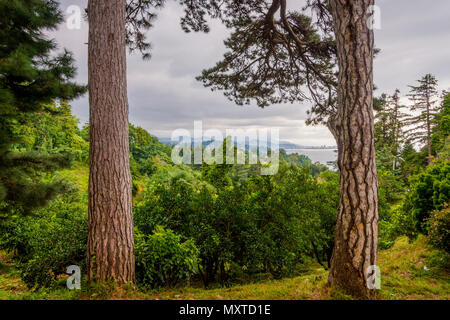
283;147;337;151
284;148;338;166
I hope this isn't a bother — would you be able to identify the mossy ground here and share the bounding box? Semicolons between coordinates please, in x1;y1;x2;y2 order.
0;235;448;300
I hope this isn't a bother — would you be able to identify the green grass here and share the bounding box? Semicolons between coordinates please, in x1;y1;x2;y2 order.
376;236;449;300
56;163;89;193
1;236;448;300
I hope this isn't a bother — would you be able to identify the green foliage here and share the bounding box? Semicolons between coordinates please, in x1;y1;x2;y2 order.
0;188;88;288
379;160;450;249
405;74;440;155
11;102;89;162
440;115;450;136
399;140;428;184
0;0;86;214
134;160;338;286
135;163;250;286
129;124;173;177
426;205;450;254
374;90;407;159
365;166;408;249
378;205;418;250
431;93;450;158
0;0;448;299
280;149;311;167
378;168;405;210
193;1;336;125
134;166;202;235
280;149;329;177
409;162;450;231
306;170;339;269
135;226;198;289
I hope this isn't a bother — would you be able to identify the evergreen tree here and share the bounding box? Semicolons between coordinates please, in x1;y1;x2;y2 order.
375;89;408;171
170;0;378;297
90;0;378;295
406;74;440;164
0;0;86;215
431;92;450;158
387;89;408;157
87;0;136;284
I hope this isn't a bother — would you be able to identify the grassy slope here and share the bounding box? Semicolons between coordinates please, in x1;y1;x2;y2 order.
0;236;448;300
57;164;90;193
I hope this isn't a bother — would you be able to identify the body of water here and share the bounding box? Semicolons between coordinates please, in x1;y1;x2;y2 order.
285;148;338;166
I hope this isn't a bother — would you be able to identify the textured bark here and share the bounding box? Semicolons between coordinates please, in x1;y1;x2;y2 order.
328;0;378;297
87;0;135;284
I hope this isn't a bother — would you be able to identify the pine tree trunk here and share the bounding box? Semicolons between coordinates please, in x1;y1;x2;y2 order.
87;0;135;284
328;0;378;297
426;89;432;164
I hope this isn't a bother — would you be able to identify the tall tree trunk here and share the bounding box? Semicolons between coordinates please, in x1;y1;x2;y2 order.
87;0;135;284
425;89;432;164
328;0;378;297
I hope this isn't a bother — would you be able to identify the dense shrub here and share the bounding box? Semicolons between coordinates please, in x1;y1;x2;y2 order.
378;205;418;249
22;203;87;288
0;189;88;288
427;205;450;253
134;167;202;236
134;163;339;286
409;162;450;231
378;219;396;250
304;170;339;269
135;226;199;289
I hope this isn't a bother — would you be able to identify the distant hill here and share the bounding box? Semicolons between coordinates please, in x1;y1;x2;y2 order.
157;137;336;150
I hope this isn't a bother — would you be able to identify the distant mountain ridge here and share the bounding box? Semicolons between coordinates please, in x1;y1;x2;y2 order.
278;141;337;150
157;137;336;150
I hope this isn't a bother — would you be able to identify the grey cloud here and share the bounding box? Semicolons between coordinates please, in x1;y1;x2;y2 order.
51;0;450;146
374;0;450;94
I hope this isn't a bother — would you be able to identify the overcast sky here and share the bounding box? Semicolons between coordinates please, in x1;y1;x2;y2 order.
51;0;450;146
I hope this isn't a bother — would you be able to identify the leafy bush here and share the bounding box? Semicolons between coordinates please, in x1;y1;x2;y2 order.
21;202;87;288
306;170;339;269
378;201;419;250
427;205;450;253
134;163;339;286
134;167;202;235
409;162;450;231
0;187;88;288
135;226;199;289
378;219;396;250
